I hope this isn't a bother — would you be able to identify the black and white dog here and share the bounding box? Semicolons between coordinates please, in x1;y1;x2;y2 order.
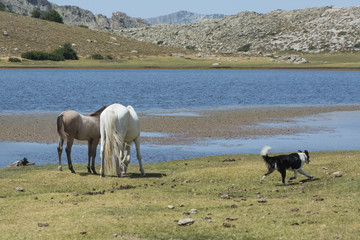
260;146;313;185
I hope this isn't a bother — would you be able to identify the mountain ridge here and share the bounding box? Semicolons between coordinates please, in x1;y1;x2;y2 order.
146;10;226;25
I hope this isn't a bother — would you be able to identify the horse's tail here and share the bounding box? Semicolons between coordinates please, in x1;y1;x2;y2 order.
103;110;125;175
57;114;69;141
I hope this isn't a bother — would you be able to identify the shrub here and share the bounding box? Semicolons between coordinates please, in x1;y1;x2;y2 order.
20;43;78;61
185;45;196;50
31;9;41;18
0;3;6;12
8;57;22;62
21;51;64;61
355;43;360;48
338;31;346;36
91;53;104;60
53;42;78;60
237;44;251;52
42;10;63;23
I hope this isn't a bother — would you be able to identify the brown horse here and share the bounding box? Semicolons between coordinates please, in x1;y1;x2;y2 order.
57;106;107;174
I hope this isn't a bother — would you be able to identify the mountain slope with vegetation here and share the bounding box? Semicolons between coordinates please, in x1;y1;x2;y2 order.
0;11;185;58
120;6;360;54
0;0;149;31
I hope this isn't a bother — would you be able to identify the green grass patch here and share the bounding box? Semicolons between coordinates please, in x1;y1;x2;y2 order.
0;151;359;239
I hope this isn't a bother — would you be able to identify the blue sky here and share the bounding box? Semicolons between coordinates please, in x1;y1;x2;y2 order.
50;0;360;18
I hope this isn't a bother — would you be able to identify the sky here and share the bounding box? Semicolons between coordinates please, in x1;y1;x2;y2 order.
49;0;360;18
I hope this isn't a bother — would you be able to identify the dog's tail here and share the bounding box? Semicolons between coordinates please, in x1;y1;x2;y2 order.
260;146;271;158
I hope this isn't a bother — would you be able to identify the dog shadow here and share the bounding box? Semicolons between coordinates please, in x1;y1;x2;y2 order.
275;177;320;186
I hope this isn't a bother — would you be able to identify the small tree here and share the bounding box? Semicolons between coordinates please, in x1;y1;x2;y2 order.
237;44;251;52
42;10;63;23
53;43;79;60
0;3;7;12
31;9;41;18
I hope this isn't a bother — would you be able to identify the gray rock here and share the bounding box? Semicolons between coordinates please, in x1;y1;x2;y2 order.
189;209;198;214
178;218;195;226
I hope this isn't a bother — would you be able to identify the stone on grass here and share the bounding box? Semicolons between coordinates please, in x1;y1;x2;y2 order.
178;218;195;226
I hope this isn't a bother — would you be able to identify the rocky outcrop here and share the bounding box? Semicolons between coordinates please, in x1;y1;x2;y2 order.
146;10;226;25
119;6;360;54
0;0;149;31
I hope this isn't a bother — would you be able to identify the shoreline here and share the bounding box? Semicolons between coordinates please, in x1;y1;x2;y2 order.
1;105;360;145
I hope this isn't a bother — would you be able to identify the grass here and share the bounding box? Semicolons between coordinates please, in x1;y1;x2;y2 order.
0;151;359;239
2;54;360;70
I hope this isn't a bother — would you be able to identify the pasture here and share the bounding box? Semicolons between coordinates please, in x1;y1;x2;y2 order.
0;150;359;239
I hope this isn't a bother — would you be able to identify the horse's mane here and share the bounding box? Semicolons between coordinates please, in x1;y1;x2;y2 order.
89;105;107;117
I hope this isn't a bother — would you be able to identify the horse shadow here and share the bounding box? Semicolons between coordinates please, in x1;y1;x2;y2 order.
127;172;167;178
78;172;167;178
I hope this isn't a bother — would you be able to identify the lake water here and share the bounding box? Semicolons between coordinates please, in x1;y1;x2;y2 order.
1;69;360;113
1;69;360;168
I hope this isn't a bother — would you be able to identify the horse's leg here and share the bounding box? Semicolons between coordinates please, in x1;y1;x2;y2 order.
65;138;76;174
87;140;92;173
122;144;131;175
115;142;124;177
91;139;99;174
134;136;145;176
57;138;64;171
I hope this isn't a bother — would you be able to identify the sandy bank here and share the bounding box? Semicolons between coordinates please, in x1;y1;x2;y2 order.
1;105;359;145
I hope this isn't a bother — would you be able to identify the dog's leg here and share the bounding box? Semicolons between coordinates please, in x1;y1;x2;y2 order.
260;169;275;183
279;169;287;185
289;170;298;180
299;169;313;178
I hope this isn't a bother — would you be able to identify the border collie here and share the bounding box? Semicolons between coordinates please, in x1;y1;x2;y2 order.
260;146;313;185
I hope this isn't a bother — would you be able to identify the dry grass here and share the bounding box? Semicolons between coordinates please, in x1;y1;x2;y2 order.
0;11;186;59
0;151;359;239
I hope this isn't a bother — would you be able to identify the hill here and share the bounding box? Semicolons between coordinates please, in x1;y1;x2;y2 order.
0;11;185;58
0;0;149;31
146;10;226;25
120;6;360;54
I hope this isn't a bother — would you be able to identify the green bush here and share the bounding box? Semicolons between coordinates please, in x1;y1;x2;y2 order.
21;51;64;61
237;44;251;52
8;57;22;62
354;43;360;48
20;43;78;61
0;3;6;12
53;43;78;60
42;10;63;23
91;53;104;60
31;9;41;18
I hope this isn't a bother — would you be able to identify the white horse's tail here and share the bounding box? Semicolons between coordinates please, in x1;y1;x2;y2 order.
260;146;271;157
103;110;125;175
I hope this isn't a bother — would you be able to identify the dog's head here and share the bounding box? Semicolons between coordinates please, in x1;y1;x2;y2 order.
298;150;310;163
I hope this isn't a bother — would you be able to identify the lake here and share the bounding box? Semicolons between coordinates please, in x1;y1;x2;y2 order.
1;69;360;113
0;69;359;168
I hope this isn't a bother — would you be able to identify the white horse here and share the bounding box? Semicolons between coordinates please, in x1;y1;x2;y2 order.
99;103;145;177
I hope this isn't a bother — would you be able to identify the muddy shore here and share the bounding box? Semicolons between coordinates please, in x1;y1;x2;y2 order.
1;105;360;145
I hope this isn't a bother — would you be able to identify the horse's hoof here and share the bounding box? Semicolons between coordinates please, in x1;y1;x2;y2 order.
92;171;97;175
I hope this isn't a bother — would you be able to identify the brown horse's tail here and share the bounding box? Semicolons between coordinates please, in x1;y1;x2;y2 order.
57;114;69;140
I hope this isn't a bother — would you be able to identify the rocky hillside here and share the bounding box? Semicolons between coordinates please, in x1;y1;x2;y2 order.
0;11;184;58
146;11;226;25
120;6;360;54
0;0;149;31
